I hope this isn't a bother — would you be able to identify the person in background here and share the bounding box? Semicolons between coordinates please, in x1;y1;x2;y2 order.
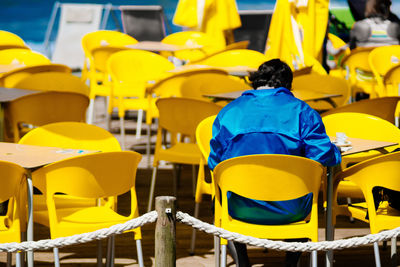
349;0;400;49
208;59;341;267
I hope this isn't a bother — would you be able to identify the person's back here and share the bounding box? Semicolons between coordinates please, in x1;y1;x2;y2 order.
208;59;341;267
350;0;400;49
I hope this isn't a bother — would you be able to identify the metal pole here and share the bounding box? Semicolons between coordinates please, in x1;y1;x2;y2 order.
325;166;335;267
155;196;176;267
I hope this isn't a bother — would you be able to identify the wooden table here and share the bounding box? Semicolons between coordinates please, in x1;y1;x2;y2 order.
204;89;342;108
126;41;203;52
0;87;39;141
325;137;398;267
0;142;96;267
0;64;24;75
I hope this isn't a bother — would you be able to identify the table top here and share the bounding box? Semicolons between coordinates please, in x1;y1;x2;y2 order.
204;89;342;103
0;87;39;103
0;64;24;74
0;142;96;169
332;137;398;156
126;41;203;52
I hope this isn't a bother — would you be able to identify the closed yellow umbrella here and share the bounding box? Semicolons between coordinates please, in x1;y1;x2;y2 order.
173;0;241;47
265;0;329;73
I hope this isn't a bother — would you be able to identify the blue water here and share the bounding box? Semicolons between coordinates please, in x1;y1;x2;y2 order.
0;0;399;53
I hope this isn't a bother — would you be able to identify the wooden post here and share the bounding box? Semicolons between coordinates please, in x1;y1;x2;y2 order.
155;196;176;267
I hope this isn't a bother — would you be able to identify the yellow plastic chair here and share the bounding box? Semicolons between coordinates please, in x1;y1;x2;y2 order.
0;161;26;267
81;30;138;83
0;64;72;88
0;48;50;66
339;47;377;99
13;71;89;96
190;115;216;255
31;151;144;266
180;71;251;105
321;97;400;125
86;46;131;124
368;45;400;97
0;30;28;50
147;98;222;212
193;49;269;69
384;64;400;97
107;49;175;149
160;31;224;62
4;91;89;142
213;154;323;267
334;152;400;267
292;73;350;110
327;33;350;69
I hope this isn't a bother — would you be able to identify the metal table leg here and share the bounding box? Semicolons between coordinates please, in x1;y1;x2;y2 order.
325;166;335;267
26;170;34;267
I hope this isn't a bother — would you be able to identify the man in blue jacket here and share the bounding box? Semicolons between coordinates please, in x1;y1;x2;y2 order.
208;59;341;267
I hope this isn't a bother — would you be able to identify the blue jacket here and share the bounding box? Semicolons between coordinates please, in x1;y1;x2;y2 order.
208;87;341;225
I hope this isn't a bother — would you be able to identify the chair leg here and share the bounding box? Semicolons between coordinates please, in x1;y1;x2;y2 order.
97;239;103;267
136;110;143;139
146;123;152;169
147;167;158;212
391;237;397;267
105;97;111;131
172;164;178;197
136;239;144;267
214;236;220;267
221;244;227;267
87;98;95;124
54;247;60;267
120;116;125;150
191;165;197;196
373;242;382;267
190;202;200;255
16;252;22;267
106;235;115;267
310;250;317;267
346;197;355;222
6;252;11;267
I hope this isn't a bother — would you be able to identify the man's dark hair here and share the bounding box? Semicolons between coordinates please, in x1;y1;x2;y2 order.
365;0;392;19
249;59;293;90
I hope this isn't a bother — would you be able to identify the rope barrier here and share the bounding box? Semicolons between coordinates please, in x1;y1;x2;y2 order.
1;210;400;253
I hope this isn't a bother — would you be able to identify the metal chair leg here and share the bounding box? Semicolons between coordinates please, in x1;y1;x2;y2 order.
120;116;125;150
146;124;151;169
16;252;22;267
190;202;200;255
191;165;196;196
391;237;397;267
106;235;115;267
214;236;220;267
97;239;103;267
373;242;382;267
54;247;60;267
221;244;227;267
147;167;158;212
87;98;95;124
311;250;318;267
136;239;144;267
136;109;143;139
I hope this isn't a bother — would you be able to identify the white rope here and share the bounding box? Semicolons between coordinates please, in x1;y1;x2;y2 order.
1;210;400;253
177;211;400;252
0;211;157;253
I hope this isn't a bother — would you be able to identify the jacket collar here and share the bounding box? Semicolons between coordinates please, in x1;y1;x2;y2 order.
242;87;293;97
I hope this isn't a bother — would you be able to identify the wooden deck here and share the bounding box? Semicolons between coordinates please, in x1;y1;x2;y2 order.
0;101;398;266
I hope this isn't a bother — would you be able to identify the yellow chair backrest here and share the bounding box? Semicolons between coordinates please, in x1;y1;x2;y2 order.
107;49;175;98
149;68;229;98
321;97;400;125
327;33;350;66
0;160;26;243
0;48;50;66
14;71;89;96
160;31;224;62
213;154;323;241
32;151;142;238
196;49;269;68
384;64;400;96
81;30;138;56
90;46;130;73
336;152;400;233
0;30;26;47
5;91;89;142
19;122;121;152
369;45;400;96
0;64;72;88
292;73;350;110
156;98;222;141
180;72;251;104
322;112;400;167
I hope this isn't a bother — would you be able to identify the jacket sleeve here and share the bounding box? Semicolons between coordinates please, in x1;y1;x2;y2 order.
301;109;342;167
208;116;225;171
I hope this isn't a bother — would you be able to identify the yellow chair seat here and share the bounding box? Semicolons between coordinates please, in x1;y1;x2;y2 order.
157;143;201;165
33;194;98;210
